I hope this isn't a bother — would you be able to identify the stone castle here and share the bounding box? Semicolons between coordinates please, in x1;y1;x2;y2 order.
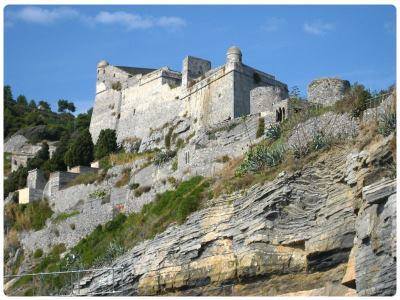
89;46;289;143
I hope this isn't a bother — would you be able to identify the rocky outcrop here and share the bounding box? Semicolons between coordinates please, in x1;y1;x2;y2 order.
74;131;395;296
354;179;396;296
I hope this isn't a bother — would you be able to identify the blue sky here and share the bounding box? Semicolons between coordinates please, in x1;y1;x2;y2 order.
4;5;396;113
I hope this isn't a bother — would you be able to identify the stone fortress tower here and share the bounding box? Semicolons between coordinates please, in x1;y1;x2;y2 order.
89;46;289;144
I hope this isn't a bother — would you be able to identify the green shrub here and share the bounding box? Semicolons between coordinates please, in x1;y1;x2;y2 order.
129;182;140;190
6;199;54;232
33;248;43;259
175;138;185;149
334;83;371;117
111;81;122;91
52;210;80;224
154;150;176;166
164;127;174;149
172;159;178;171
265;123;282;141
237;142;286;175
256;117;265;138
134;186;151;197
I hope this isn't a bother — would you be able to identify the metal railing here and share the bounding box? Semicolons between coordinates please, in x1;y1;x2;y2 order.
4;267;125;296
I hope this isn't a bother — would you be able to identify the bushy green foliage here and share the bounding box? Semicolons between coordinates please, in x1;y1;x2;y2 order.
94;129;118;160
265;123;282;141
52;210;80;224
61;176;209;268
64;129;94;167
4;200;54;232
57;99;76;113
4;85;87;140
335;83;371;117
256;117;265;138
237;142;286;175
4;166;29;197
33;248;43;258
154;150;176;166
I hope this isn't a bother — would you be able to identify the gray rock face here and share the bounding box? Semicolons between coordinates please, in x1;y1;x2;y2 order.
4;134;29;153
308;78;350;106
74;132;395;296
354;179;396;296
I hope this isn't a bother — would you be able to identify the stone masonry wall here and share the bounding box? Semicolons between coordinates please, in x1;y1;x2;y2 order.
308;78;350;106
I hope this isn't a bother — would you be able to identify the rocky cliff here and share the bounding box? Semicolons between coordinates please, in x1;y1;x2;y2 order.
76;132;396;296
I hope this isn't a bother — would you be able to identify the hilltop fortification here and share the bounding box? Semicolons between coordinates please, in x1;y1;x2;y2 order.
89;47;288;144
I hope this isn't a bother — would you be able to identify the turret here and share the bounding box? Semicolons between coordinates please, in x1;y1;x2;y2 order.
226;46;242;64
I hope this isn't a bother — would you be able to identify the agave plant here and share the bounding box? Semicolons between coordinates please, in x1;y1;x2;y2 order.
378;112;396;137
265;124;282;141
236;143;285;175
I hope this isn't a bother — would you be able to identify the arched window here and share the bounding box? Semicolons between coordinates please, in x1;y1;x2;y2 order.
282;107;286;120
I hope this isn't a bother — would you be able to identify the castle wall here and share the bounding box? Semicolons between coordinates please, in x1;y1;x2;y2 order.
182;66;235;128
117;68;183;143
233;64;288;118
250;86;288;114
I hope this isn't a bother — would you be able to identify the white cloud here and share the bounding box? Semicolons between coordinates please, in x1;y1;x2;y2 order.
303;20;335;35
262;17;286;32
88;11;186;30
10;6;79;24
6;6;186;30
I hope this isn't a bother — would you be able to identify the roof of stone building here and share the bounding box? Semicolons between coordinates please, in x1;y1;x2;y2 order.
115;66;157;76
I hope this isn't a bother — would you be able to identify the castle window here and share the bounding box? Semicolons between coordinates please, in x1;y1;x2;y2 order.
113;73;116;78
133;109;136;115
185;151;190;164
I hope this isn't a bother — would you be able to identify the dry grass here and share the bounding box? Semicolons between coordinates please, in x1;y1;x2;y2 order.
115;168;131;187
67;172;98;187
109;151;155;166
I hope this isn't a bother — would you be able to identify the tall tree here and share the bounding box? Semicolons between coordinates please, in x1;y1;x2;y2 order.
4;85;13;102
64;129;94;167
94;129;118;160
16;95;28;106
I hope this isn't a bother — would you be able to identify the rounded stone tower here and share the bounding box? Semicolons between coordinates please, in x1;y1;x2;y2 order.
226;46;242;64
97;60;109;68
308;78;350;106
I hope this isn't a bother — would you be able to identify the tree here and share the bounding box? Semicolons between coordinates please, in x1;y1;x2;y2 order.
16;95;28;106
58;99;76;113
28;100;37;110
64;129;94;167
94;129;118;160
38;101;51;111
47;135;70;172
27;142;50;170
4;85;13;102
